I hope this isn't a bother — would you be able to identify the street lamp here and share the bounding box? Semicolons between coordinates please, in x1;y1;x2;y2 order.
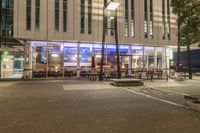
106;1;120;11
99;1;120;81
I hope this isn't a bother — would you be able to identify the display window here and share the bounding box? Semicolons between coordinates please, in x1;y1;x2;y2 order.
1;51;24;79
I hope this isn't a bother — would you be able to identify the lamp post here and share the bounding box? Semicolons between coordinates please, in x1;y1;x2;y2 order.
99;1;120;81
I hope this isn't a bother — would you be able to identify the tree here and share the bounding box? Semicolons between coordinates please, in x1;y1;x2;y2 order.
171;0;200;79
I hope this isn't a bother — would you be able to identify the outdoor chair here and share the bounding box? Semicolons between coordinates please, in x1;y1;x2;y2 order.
174;72;183;81
141;72;147;80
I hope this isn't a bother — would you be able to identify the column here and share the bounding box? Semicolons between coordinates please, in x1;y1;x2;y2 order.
29;42;33;78
154;47;157;69
77;43;80;78
128;46;132;76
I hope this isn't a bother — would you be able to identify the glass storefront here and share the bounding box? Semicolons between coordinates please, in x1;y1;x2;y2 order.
0;51;24;79
26;41;174;78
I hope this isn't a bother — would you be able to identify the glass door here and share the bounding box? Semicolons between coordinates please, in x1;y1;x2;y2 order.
47;44;63;78
120;55;132;76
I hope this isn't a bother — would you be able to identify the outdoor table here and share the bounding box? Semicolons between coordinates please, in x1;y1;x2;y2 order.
146;73;154;81
88;73;99;81
64;71;74;77
131;74;141;79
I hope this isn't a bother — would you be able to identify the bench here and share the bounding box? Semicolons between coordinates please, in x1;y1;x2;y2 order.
179;72;190;79
110;79;144;87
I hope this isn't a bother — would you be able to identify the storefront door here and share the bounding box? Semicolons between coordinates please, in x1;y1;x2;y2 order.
47;45;64;78
120;55;132;75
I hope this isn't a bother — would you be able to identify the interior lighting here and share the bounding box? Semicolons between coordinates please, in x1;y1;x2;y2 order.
51;54;59;57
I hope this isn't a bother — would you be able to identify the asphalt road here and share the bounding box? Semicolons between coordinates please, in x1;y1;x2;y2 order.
0;80;200;133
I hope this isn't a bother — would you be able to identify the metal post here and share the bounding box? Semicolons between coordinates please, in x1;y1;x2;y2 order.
0;1;2;78
62;43;64;78
99;7;106;81
176;0;181;73
46;44;49;79
114;10;121;79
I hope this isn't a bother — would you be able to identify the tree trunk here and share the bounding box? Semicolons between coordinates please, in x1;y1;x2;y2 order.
187;44;192;79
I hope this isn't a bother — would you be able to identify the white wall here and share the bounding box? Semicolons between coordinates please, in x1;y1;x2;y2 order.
14;0;178;47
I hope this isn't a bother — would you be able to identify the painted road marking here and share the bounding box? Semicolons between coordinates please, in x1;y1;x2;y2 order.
63;84;116;90
123;88;190;109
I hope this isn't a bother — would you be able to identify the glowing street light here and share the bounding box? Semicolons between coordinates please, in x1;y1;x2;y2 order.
106;2;120;11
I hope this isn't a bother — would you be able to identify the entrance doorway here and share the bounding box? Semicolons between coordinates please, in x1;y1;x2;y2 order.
47;45;63;78
120;55;132;76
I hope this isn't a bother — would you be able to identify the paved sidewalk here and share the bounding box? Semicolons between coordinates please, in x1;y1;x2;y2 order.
0;81;17;87
144;79;200;95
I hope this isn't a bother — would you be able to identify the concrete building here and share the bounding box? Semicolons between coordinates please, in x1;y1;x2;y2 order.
0;0;177;79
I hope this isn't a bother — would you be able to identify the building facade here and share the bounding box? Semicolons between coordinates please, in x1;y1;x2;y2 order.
0;0;177;79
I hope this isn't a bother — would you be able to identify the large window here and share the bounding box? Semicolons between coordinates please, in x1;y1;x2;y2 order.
80;43;93;66
64;43;78;66
31;42;47;78
167;0;171;40
1;16;13;37
35;0;40;30
132;46;144;69
80;0;85;34
144;0;148;38
26;0;31;30
1;52;24;79
150;0;153;39
124;0;129;37
131;0;135;37
162;0;166;39
63;0;67;32
1;0;13;8
88;0;92;34
144;47;154;69
55;0;59;31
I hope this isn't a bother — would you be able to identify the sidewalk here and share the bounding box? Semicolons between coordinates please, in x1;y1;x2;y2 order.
144;78;200;96
0;81;17;87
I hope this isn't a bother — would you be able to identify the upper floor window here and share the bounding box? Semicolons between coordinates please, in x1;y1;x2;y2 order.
149;0;153;39
88;0;92;34
63;0;67;32
0;16;13;37
26;0;31;30
162;0;166;39
124;0;129;37
167;0;171;40
55;0;59;31
80;0;85;34
1;0;13;9
35;0;40;30
131;0;135;37
144;0;148;38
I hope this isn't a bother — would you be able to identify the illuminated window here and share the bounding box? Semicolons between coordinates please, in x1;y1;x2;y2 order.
144;0;148;38
131;0;135;37
149;0;153;39
125;0;129;37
